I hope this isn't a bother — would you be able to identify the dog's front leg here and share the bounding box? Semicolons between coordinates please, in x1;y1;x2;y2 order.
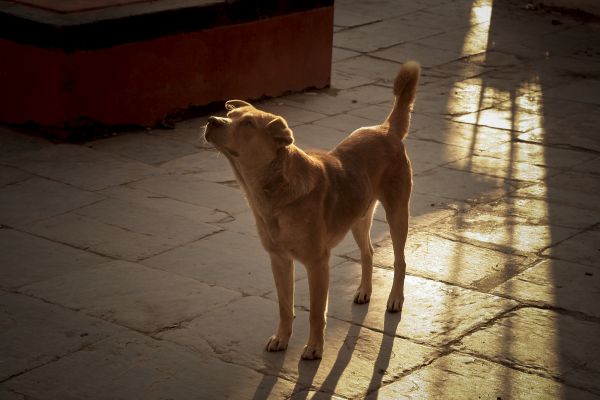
301;256;329;360
266;252;294;352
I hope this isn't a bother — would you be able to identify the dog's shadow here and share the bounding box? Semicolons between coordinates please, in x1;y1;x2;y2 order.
289;302;403;399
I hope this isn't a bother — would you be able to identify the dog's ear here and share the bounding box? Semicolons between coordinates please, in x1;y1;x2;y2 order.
225;100;252;111
267;117;294;147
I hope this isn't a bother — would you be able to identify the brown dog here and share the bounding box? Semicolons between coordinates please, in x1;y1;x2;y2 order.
204;61;420;360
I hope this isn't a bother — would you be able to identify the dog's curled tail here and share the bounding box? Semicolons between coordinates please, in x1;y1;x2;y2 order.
385;61;420;139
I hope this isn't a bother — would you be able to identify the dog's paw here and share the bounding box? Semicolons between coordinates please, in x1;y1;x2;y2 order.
301;343;323;360
266;334;289;352
353;287;371;304
386;295;404;313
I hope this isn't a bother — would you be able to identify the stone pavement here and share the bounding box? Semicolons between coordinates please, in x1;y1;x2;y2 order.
1;0;600;398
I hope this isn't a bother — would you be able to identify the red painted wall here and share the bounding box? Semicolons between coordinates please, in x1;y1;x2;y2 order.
0;6;333;128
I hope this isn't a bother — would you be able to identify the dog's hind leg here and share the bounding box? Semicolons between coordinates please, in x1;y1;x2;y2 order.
351;201;377;304
266;252;295;352
381;191;410;313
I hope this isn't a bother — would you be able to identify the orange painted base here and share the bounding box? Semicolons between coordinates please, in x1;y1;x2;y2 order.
0;6;333;130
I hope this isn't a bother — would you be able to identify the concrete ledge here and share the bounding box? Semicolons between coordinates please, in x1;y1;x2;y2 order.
0;0;334;135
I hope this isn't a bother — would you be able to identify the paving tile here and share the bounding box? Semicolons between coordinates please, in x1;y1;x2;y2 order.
456;307;600;394
3;144;160;191
369;353;600;400
130;174;249;214
159;149;235;183
148;116;208;145
331;70;377;90
332;47;360;62
335;84;394;105
0;165;30;187
452;107;542;133
0;293;124;381
431;206;579;255
371;42;461;68
412;119;513;151
257;101;327;125
214;209;258;236
0;387;27;400
405;138;471;173
0;229;107;289
0;177;103;227
88;133;198;165
544;79;600;105
97;185;227;224
21;198;221;261
335;0;425;20
413;167;519;204
347;232;529;291
142;230;295;296
572;156;600;175
475;141;596;169
544;230;600;268
416;24;494;59
512;183;600;213
278;91;367;116
334;56;404;86
286;262;517;346
21;260;241;333
349;104;397;122
446;154;555;182
312;113;380;134
334;19;442;52
334;9;381;28
292;124;350;151
158;296;438;399
6;331;295;400
0;126;51;161
493;259;600;318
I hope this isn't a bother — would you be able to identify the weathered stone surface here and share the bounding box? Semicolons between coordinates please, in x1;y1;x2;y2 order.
544;230;600;268
544;79;600;105
332;47;360;62
336;84;394;105
334;19;441;52
130;174;249;214
6;332;295;400
369;353;600;400
158;296;438;399
21;260;240;332
446;155;554;182
0;229;107;289
0;126;51;161
431;207;578;255
142;230;287;296
0;293;124;381
279;92;366;116
413;167;519;204
257;101;327;125
512;183;600;212
405;138;471;173
0;177;103;227
452;107;542;132
0;387;26;400
312;113;379;134
349;232;530;291
98;185;227;224
331;70;376;90
493;259;600;318
334;9;381;28
88;133;197;165
372;42;460;68
3;144;160;191
159;149;235;183
457;307;600;394
22;198;221;261
349;103;393;122
288;262;517;346
0;165;30;187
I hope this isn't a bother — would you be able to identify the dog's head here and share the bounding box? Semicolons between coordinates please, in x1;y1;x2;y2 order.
204;100;294;167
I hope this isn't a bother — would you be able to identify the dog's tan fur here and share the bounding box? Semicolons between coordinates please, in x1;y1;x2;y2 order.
204;61;420;360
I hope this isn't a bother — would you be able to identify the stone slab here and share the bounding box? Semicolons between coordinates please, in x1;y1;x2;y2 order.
331;70;376;90
544;79;600;105
457;307;600;394
312;113;380;134
0;126;51;161
130;174;250;215
332;47;360;62
446;155;554;182
142;230;294;296
0;293;124;381
21;198;221;261
336;84;394;105
159;149;236;183
278;91;367;116
0;165;30;187
21;260;241;332
3;144;160;191
88;133;198;165
413;167;519;204
431;206;579;255
6;332;296;400
0;177;103;227
98;185;227;224
256;101;328;126
511;183;600;212
493;259;600;318
334;19;441;52
158;296;438;399
371;42;461;68
285;262;518;346
348;232;530;291
0;229;107;289
369;352;600;400
544;230;600;268
334;9;381;28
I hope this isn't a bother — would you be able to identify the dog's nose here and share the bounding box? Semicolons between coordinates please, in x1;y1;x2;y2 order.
208;116;224;127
